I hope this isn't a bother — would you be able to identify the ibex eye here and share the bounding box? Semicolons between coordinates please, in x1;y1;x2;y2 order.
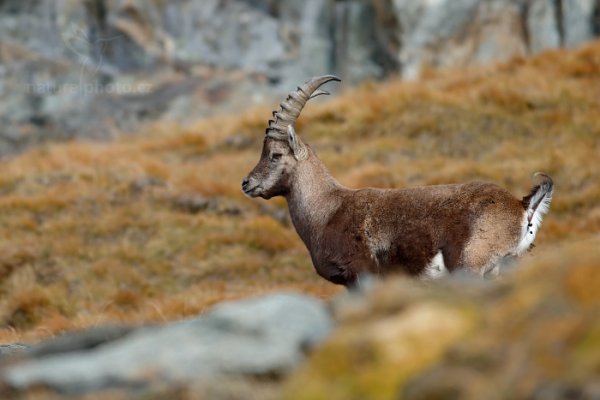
270;153;282;162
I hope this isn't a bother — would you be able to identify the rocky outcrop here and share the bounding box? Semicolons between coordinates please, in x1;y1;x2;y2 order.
392;0;600;79
1;294;332;395
1;0;599;154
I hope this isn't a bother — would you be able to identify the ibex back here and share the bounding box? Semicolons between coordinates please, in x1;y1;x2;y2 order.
242;76;554;287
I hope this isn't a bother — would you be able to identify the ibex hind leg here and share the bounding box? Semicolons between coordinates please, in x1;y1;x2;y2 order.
460;215;524;277
460;242;520;278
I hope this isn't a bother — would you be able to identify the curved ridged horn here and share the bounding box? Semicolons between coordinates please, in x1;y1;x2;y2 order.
266;75;341;137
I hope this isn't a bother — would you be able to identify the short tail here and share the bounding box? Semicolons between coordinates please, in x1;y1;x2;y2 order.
522;172;554;228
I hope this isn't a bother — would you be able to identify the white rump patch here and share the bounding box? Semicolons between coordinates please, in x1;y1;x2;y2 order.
515;187;553;255
422;251;448;279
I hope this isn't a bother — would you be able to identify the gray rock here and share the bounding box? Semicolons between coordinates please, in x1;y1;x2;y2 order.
563;0;597;47
334;1;386;84
276;0;335;88
527;0;562;53
2;293;332;394
393;0;481;79
392;0;532;78
388;0;600;78
469;1;528;63
164;0;286;75
0;344;29;361
26;325;138;358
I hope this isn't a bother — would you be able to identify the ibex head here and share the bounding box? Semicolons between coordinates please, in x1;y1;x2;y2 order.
242;75;340;199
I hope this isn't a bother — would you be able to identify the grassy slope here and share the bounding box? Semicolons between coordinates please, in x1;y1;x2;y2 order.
0;41;599;342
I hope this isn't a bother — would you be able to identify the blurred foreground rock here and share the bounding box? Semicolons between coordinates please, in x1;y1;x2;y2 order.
0;345;29;361
285;241;600;399
0;294;332;397
1;0;599;154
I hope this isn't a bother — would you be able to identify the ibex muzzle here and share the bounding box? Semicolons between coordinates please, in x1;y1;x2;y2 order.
242;75;339;199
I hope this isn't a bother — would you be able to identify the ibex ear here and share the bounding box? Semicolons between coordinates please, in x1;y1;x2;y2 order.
287;125;308;161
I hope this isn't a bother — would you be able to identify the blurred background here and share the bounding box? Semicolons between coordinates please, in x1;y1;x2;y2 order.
2;0;600;154
0;1;599;399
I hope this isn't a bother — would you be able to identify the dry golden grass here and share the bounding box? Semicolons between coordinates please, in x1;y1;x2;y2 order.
1;41;600;343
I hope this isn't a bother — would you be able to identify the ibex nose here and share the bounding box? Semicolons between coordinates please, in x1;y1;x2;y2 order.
242;177;250;189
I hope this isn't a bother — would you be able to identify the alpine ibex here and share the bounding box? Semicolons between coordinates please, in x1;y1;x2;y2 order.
242;76;554;286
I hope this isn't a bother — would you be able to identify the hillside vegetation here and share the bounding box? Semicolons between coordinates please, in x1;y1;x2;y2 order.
0;41;599;342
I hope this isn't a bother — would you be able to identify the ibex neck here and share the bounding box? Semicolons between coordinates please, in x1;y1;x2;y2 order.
285;155;345;248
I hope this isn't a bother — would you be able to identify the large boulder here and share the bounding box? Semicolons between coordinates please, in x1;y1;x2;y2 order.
1;293;332;394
